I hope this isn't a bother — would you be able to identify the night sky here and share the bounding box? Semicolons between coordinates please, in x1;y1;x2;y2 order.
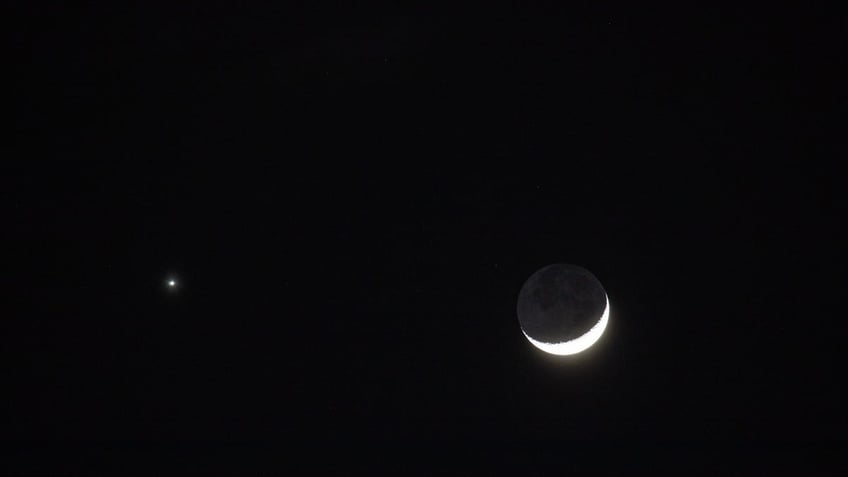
6;2;847;472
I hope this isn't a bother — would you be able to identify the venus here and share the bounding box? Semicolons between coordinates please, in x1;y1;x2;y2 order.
517;263;609;356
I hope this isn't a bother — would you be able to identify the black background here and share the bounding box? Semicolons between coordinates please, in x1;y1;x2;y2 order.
5;1;847;471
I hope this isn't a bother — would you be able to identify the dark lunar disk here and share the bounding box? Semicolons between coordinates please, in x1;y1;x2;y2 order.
517;263;607;344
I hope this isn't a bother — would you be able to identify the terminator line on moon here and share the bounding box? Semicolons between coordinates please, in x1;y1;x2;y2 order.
517;263;609;355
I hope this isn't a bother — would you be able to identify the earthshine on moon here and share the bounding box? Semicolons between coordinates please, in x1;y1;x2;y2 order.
517;263;609;356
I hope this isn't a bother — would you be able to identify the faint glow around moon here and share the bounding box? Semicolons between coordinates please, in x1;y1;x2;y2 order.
522;295;610;356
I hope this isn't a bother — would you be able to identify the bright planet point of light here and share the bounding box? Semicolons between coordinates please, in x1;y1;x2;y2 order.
168;280;176;287
521;295;610;356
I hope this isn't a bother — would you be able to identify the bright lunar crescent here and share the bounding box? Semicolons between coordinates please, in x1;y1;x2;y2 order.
517;263;609;356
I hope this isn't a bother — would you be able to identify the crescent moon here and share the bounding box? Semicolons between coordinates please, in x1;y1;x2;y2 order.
521;295;609;355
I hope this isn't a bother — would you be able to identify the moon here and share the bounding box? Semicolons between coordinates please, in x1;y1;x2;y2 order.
517;263;609;356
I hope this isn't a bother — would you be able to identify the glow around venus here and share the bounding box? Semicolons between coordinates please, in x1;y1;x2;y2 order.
521;295;610;356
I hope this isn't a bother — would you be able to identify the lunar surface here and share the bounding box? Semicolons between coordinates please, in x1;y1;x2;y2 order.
517;263;609;355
